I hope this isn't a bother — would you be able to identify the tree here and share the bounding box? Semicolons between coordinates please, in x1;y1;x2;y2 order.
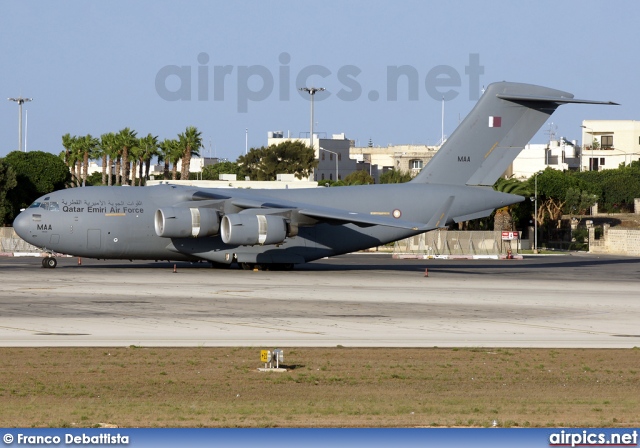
343;170;374;185
129;141;142;187
492;177;531;231
116;128;137;185
4;151;71;221
317;179;335;187
573;162;640;213
564;187;597;216
95;135;107;186
79;134;99;187
532;169;573;228
138;134;159;185
158;139;179;180
0;159;17;226
178;126;202;179
61;133;74;170
61;134;81;187
237;141;317;181
100;132;118;186
379;169;412;184
202;161;241;180
178;126;202;180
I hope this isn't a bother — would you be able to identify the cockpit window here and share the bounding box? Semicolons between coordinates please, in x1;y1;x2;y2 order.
28;201;59;211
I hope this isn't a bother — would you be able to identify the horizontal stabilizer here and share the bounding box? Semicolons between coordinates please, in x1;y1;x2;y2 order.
496;93;619;105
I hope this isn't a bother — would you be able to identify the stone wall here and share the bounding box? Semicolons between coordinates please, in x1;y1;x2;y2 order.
589;225;640;256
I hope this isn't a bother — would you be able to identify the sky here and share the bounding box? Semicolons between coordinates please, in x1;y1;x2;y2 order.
1;0;638;162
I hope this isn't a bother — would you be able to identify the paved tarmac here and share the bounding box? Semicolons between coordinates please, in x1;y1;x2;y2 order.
1;253;639;348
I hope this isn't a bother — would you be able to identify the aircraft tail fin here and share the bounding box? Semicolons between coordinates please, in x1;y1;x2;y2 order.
411;82;617;186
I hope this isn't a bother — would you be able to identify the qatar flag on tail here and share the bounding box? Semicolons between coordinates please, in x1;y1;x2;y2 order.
488;116;502;127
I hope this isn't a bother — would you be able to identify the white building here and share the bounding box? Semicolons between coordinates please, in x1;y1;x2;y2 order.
580;120;640;171
510;138;580;179
267;132;372;182
350;144;440;179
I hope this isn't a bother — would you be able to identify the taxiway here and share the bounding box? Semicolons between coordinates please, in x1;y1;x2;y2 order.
1;253;638;348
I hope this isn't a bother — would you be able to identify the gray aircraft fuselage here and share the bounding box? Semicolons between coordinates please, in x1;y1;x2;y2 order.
13;182;517;266
12;81;616;269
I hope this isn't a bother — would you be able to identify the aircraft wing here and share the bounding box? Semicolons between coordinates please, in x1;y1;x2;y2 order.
297;207;429;231
191;188;430;231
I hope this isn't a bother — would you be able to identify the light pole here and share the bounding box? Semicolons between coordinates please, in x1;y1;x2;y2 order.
299;87;325;151
245;128;248;155
581;125;595;171
530;172;538;254
8;96;32;152
319;147;338;181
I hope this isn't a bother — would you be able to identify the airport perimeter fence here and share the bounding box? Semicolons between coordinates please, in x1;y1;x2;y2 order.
393;230;519;257
0;227;40;254
2;226;519;258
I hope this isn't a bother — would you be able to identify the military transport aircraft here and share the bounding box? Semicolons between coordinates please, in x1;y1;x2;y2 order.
13;82;615;270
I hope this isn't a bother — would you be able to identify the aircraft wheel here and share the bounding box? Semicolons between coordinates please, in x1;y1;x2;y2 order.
45;257;57;269
240;262;254;270
41;257;49;268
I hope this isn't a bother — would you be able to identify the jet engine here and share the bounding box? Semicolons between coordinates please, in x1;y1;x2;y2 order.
154;207;220;238
220;213;287;246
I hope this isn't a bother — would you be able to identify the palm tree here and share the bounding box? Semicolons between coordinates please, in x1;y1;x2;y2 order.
100;132;118;186
69;136;84;188
493;178;531;231
178;126;202;180
61;133;74;168
129;140;143;187
61;134;80;187
95;137;107;185
116;128;138;185
169;140;183;180
80;134;99;187
158;139;178;180
138;134;159;185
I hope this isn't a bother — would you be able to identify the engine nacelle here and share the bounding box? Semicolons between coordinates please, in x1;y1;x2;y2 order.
154;207;220;238
220;213;287;246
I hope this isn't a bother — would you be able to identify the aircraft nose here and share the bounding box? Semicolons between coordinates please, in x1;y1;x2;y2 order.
13;211;31;240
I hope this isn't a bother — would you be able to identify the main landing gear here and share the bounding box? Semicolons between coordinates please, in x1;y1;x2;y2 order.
239;262;294;271
41;256;57;269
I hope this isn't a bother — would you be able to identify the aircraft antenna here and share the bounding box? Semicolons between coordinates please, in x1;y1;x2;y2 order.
545;122;558;143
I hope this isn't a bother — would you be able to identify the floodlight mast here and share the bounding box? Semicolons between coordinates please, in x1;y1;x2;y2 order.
8;96;33;152
299;87;325;152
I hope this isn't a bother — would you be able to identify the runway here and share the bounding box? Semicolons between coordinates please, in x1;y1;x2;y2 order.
1;253;639;348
